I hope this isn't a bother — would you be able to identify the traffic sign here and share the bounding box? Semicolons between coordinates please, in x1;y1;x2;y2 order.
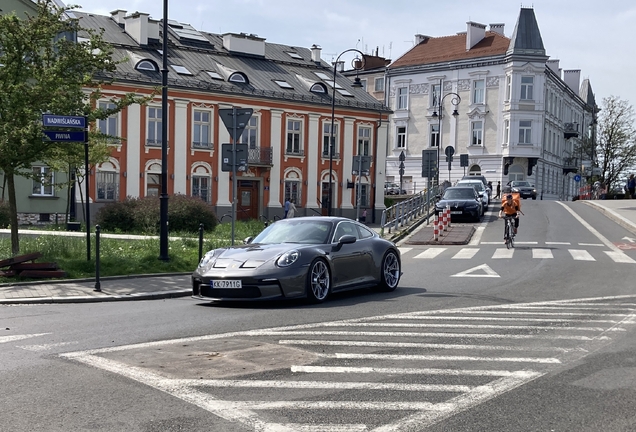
352;155;371;176
460;154;469;167
221;143;248;172
444;146;455;157
574;174;581;182
421;149;437;178
43;130;87;142
42;115;86;129
219;108;254;142
399;150;406;162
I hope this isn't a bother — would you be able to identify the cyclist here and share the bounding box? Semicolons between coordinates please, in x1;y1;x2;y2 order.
498;194;523;241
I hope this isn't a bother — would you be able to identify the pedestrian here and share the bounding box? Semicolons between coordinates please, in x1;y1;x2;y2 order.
629;174;635;199
287;198;297;218
360;208;367;224
283;198;290;218
496;181;501;199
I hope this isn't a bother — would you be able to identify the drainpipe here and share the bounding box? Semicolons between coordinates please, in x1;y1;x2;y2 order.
372;110;382;224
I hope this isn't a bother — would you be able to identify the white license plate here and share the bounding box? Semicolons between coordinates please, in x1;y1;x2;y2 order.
212;280;242;289
450;211;463;214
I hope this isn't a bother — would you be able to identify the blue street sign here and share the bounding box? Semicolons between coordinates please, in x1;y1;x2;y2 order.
43;130;86;142
574;174;581;182
42;114;86;129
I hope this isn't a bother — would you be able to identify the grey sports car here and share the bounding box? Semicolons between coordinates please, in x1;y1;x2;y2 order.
191;216;401;303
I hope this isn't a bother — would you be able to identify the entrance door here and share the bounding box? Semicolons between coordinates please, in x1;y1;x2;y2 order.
321;182;333;216
237;180;259;220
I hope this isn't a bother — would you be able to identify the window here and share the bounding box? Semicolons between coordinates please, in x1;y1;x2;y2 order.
473;79;484;104
146;173;161;196
136;60;157;71
355;183;370;208
322;123;339;156
206;71;223;80
192;175;210;203
471;121;483;146
229;72;247;84
170;64;192;75
238;116;258;148
286;119;303;155
374;77;385;92
192;110;212;149
430;83;440;108
32;166;53;196
98;101;118;141
310;83;327;94
358;126;371;156
519;120;532;144
286;52;303;60
360;79;367;91
520;76;534;100
503;120;510;145
430;124;439;147
284;179;301;203
505;75;511;101
469;165;481;176
396;126;406;148
96;171;118;201
274;80;293;89
147;107;162;146
337;89;354;97
397;87;408;109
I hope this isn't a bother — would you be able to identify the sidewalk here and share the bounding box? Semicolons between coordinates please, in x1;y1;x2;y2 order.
4;200;631;305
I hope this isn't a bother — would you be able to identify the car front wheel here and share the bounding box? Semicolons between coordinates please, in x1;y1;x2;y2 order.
377;250;400;292
306;259;331;303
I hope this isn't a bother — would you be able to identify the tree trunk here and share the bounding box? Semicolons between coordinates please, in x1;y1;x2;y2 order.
6;172;20;255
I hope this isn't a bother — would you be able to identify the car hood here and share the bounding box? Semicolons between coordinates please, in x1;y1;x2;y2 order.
206;243;310;269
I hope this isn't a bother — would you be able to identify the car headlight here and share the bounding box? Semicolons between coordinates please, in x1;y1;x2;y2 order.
533;189;537;193
512;188;519;192
198;250;216;268
277;250;300;267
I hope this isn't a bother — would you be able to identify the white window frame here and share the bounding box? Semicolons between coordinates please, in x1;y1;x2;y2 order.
397;86;408;110
520;76;534;100
519;120;532;144
286;119;303;155
471;120;483;146
147;106;162;146
503;119;510;146
284;178;302;204
358;126;372;156
96;170;118;201
192;174;211;203
322;122;339;157
32;166;54;196
98;101;118;143
238;116;259;148
430;83;440;108
355;183;370;208
430;124;439;148
472;79;485;104
192;109;212;149
374;77;385;92
396;126;406;149
505;75;511;101
360;79;367;91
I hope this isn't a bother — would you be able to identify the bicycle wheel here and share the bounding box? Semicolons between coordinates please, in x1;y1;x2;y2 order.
508;220;515;249
505;221;511;249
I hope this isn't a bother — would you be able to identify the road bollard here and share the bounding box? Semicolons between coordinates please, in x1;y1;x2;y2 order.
446;205;452;229
198;223;204;263
433;214;439;241
441;209;447;231
438;213;444;236
94;225;101;292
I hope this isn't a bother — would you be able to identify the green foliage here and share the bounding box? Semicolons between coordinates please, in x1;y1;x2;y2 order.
0;201;10;228
94;195;218;234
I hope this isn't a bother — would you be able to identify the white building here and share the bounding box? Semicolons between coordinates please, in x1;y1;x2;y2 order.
385;8;597;200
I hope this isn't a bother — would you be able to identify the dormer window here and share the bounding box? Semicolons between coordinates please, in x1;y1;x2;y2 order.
310;83;327;94
171;64;192;75
274;80;293;89
286;52;303;60
337;89;354;97
135;60;158;72
206;71;224;80
229;72;248;84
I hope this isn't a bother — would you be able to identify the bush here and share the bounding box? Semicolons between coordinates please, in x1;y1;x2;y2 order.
95;194;217;234
0;200;10;228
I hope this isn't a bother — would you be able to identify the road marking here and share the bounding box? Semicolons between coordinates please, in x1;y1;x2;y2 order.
492;248;514;259
264;424;367;432
452;248;479;259
382;315;623;324
316;322;614;332
443;310;629;317
451;264;500;278
569;249;596;261
398;247;412;255
546;242;571;245
18;341;78;351
579;243;604;247
532;248;553;259
606;251;636;263
469;226;485;246
515;241;539;245
557;202;627;255
414;248;447;259
187;379;472;392
231;400;450;411
328;353;561;364
480;241;505;245
259;330;597;341
0;333;50;344
290;365;541;378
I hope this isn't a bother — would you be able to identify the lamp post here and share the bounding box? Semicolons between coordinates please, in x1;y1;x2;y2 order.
159;0;169;261
327;49;364;216
431;79;461;187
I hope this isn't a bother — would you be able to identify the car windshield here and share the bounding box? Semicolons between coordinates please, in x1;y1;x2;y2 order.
512;181;531;187
457;181;484;191
443;188;476;200
251;219;333;244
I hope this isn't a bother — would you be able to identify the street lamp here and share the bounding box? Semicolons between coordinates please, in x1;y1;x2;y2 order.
431;79;460;187
327;49;364;216
159;0;169;261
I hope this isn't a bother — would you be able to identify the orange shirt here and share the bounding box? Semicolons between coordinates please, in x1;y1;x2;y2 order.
501;201;519;215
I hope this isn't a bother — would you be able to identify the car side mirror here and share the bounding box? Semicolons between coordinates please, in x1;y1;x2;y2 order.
244;236;253;244
338;234;356;245
532;184;535;187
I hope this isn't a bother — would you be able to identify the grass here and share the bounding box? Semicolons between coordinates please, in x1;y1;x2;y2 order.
0;219;267;283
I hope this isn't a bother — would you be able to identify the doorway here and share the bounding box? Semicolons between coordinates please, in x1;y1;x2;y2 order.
237;180;259;220
321;182;334;216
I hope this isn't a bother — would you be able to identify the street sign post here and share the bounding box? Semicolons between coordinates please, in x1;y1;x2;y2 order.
43;131;87;142
42;114;86;129
421;149;437;179
221;143;248;172
352;155;372;221
574;174;582;182
444;146;455;180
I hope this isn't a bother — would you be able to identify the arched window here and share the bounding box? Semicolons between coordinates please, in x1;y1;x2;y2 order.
146;162;162;197
229;72;248;84
135;60;158;72
310;83;327;94
191;164;212;203
284;169;302;205
469;165;482;176
508;164;524;182
96;159;120;201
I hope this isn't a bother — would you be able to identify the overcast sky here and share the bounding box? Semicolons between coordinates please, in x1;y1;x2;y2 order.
72;0;636;111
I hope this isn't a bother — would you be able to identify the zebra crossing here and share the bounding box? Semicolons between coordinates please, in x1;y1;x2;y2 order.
398;246;636;263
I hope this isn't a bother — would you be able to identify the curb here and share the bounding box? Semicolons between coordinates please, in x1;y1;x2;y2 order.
0;272;192;288
0;289;191;305
582;201;636;236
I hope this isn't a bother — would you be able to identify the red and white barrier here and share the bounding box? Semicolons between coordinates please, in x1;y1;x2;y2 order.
433;214;439;241
446;205;452;228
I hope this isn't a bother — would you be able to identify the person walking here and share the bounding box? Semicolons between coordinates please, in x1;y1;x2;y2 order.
284;198;290;218
629;174;635;199
287;198;297;218
495;181;501;199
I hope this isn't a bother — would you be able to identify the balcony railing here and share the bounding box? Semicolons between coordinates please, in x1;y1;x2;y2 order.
285;148;305;156
146;139;165;147
247;146;273;165
322;151;341;159
192;141;214;150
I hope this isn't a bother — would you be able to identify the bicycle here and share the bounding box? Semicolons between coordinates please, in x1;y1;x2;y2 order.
503;215;516;249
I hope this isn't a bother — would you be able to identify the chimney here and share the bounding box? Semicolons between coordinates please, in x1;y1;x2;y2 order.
147;18;160;41
466;21;486;50
311;44;322;63
415;34;430;45
110;9;127;28
563;70;581;93
222;32;266;57
546;59;560;75
333;61;345;72
489;23;505;36
124;12;150;45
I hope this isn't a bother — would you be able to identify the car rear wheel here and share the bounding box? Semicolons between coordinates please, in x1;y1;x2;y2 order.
306;259;331;303
377;250;400;292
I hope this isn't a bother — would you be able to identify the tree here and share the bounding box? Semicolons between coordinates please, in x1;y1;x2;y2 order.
0;1;149;254
596;96;636;190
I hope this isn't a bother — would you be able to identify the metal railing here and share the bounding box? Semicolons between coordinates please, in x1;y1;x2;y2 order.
248;147;273;165
380;186;439;237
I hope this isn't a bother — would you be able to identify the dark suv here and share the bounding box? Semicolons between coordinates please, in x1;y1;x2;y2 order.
507;180;537;199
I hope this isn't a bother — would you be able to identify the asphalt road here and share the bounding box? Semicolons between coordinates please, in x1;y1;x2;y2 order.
1;200;636;431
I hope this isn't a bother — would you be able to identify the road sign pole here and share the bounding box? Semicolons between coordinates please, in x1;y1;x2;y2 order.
355;156;363;221
84;119;90;261
231;107;237;246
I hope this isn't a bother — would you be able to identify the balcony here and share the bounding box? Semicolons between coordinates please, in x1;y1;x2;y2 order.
564;123;579;139
247;146;273;166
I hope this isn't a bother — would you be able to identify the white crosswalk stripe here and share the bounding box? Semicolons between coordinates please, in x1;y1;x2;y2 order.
532;248;553;259
569;249;595;261
452;248;479;259
414;248;446;259
492;248;514;259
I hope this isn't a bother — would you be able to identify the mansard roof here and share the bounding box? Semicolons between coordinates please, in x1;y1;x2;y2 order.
506;8;545;57
74;11;388;113
389;32;510;69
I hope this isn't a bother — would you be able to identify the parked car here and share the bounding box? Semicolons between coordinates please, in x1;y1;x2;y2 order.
192;217;402;303
384;181;406;195
507;180;537;199
435;186;483;221
462;175;490;195
456;179;489;209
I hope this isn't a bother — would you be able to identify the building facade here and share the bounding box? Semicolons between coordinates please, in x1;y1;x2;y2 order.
384;8;596;200
72;10;390;223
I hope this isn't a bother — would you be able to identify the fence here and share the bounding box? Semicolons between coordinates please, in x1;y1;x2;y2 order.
380;186;439;237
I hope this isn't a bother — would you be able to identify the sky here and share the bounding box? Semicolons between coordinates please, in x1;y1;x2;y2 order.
70;0;636;110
